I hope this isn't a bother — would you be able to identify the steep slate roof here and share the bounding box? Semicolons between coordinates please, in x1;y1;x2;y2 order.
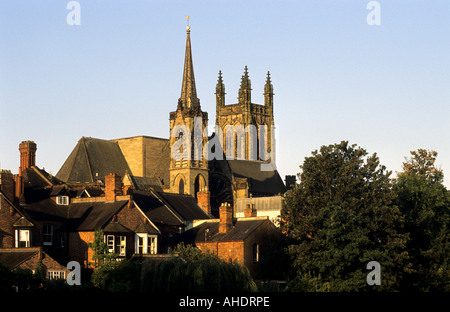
0;248;67;272
66;200;129;231
22;197;68;222
22;166;63;188
128;175;164;192
155;191;210;221
0;248;41;268
214;159;286;195
132;190;210;227
103;222;132;234
0;189;32;225
133;190;184;227
170;217;270;244
134;222;160;235
56;137;131;184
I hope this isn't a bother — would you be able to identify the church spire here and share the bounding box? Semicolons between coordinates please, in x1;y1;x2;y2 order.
238;66;251;105
178;21;200;110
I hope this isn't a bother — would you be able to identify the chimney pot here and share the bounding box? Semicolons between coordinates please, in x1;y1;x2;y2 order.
19;141;37;175
105;173;122;202
244;203;257;218
219;202;233;233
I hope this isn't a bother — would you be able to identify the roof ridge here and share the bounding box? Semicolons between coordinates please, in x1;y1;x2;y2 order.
31;166;53;186
80;137;94;183
150;190;184;224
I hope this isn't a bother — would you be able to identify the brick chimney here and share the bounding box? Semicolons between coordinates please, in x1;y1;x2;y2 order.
244;203;257;218
105;173;122;202
0;170;15;202
197;191;211;215
19;141;37;175
219;202;233;234
14;175;23;202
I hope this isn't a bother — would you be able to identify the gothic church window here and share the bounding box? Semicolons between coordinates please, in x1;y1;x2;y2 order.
179;179;185;194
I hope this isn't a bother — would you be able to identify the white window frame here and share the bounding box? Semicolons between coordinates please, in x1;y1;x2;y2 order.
136;234;144;254
15;229;30;248
148;236;156;254
117;235;126;256
135;234;157;255
105;234;126;256
56;195;69;205
106;235;115;254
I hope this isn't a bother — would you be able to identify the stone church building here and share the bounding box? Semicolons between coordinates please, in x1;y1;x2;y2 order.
0;25;290;282
56;25;286;218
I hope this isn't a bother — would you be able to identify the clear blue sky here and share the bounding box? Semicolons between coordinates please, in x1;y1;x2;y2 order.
1;0;449;187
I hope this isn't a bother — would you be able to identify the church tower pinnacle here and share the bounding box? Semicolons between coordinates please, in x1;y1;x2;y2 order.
238;66;252;106
264;71;274;109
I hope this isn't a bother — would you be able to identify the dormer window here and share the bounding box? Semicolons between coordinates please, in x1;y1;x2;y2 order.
56;195;69;205
15;229;30;248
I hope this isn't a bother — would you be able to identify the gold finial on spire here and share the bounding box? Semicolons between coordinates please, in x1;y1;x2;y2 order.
185;15;190;31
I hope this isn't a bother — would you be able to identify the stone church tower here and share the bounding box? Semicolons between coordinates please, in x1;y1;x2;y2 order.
215;67;275;161
169;25;209;202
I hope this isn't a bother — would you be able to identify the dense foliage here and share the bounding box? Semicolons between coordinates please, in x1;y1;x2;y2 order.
281;142;450;291
1;144;448;293
96;244;257;292
394;149;450;291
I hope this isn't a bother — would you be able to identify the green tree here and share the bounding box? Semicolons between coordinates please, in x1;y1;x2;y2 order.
140;243;257;292
88;229;118;267
88;229;119;288
281;141;409;291
395;149;450;291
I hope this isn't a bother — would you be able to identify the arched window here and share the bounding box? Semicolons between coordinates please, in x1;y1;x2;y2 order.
179;179;185;195
194;174;207;199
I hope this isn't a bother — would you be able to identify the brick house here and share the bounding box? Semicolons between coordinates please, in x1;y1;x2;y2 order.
0;142;68;278
65;173;162;267
1;26;289;283
170;202;282;278
0;141;210;273
0;247;69;280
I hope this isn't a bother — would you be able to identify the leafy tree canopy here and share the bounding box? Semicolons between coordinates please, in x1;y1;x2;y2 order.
282;141;409;291
395;149;450;291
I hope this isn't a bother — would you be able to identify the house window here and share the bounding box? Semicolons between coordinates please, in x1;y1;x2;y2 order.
105;235;126;256
135;234;157;254
47;271;65;280
137;236;144;254
106;235;115;254
148;236;156;254
252;244;259;263
56;195;69;205
43;224;53;246
15;229;30;248
117;236;126;256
